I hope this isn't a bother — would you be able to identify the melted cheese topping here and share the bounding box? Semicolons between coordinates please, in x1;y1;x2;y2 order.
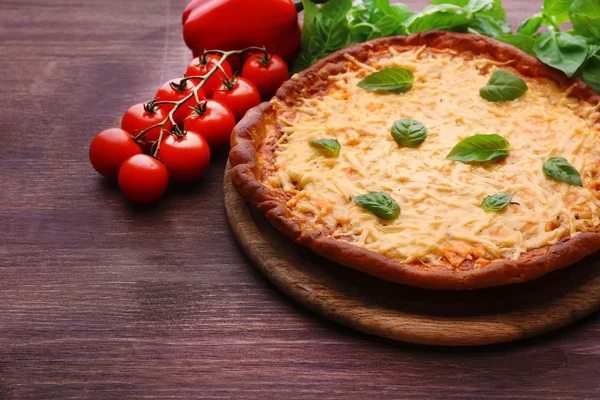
266;47;600;268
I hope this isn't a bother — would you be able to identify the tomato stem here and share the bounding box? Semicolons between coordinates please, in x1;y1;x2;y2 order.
140;47;262;158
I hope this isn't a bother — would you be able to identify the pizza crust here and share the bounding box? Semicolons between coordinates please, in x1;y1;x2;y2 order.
230;31;600;290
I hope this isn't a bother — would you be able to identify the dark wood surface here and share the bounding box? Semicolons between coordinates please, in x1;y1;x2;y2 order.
1;0;598;398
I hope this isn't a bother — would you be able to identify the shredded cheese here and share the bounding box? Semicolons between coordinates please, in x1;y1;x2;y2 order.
267;47;600;266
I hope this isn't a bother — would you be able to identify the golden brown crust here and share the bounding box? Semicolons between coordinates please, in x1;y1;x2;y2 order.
229;31;600;290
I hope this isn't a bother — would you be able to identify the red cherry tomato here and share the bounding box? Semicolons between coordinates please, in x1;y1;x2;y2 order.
121;103;172;148
89;128;142;178
183;100;236;150
185;54;232;97
213;77;261;121
158;131;211;183
118;154;169;203
242;54;289;99
155;79;206;127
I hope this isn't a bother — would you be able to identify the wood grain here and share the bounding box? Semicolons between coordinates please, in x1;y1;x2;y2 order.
0;0;598;398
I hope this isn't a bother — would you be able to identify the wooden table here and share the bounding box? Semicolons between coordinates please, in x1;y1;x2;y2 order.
1;0;598;398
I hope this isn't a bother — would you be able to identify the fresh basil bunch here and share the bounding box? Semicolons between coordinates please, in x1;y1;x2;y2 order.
293;0;600;94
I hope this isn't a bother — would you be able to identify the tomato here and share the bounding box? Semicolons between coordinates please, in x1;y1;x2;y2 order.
158;131;211;183
183;100;236;150
242;54;289;99
185;54;232;97
121;103;172;149
118;154;169;203
89;128;142;178
155;79;206;127
213;77;261;121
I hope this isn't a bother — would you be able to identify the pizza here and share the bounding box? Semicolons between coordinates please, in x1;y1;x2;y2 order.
229;31;600;290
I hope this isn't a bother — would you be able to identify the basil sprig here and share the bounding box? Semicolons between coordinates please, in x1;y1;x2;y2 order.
309;139;341;158
291;0;600;97
480;70;528;102
357;68;414;93
446;134;511;163
391;119;428;148
542;156;583;187
354;192;400;220
481;194;513;212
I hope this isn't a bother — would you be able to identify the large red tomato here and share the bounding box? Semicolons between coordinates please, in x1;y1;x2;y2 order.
158;131;211;183
121;103;172;148
89;128;142;178
118;154;169;203
183;100;236;150
242;54;289;99
213;77;261;121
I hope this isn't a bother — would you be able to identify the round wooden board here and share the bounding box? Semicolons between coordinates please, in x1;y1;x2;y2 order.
224;164;600;346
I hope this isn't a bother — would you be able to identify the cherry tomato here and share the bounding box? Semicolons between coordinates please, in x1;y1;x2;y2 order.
213;77;261;121
158;131;211;183
183;100;236;150
89;128;142;178
121;103;172;148
242;54;289;99
155;79;206;127
185;54;232;97
118;154;169;203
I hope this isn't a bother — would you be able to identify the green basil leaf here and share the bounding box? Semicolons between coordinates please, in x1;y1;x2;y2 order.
349;23;380;44
517;13;544;36
480;70;528;102
432;0;507;20
570;0;600;42
468;15;511;37
543;0;575;24
495;34;536;55
581;54;600;93
309;139;341;158
391;119;428;148
534;31;589;77
431;0;469;6
465;0;495;13
481;194;513;211
406;4;470;33
446;134;511;162
357;68;414;93
292;0;353;73
354;192;401;220
542;156;583;187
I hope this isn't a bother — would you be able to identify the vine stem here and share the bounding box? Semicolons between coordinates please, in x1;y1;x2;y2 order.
131;46;269;158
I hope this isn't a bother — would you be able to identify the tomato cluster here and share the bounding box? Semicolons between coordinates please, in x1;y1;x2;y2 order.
89;50;289;204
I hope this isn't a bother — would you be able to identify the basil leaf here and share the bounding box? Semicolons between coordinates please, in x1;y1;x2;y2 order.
581;54;600;93
465;0;495;13
468;15;511;37
292;0;352;73
406;4;470;33
476;0;508;21
354;192;401;220
391;119;428;148
309;139;341;158
543;0;575;24
481;194;513;211
534;31;589;77
357;68;414;93
495;34;536;55
446;134;511;162
517;13;544;36
480;70;528;102
542;156;583;187
570;0;600;42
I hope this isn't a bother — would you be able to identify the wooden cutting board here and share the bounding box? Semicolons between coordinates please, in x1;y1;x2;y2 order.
224;164;600;346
